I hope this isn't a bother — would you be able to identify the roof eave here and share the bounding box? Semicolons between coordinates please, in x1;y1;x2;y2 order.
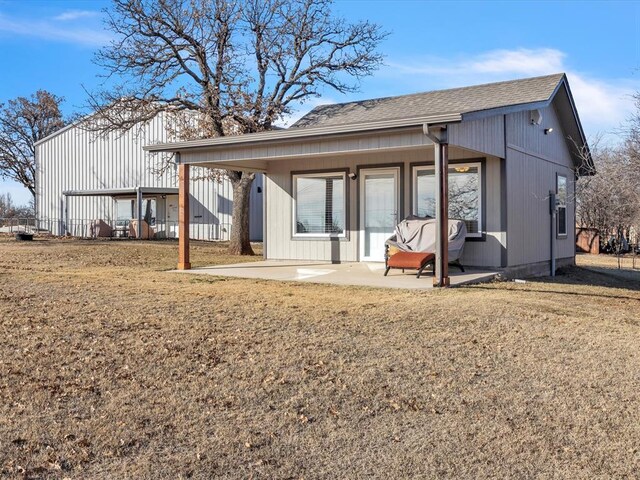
62;187;180;197
460;99;553;122
558;76;595;174
143;113;463;153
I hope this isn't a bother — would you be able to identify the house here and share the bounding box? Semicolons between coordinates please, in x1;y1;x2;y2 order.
145;73;593;285
35;113;263;241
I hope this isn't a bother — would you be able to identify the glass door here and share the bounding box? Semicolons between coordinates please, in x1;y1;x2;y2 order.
359;167;400;262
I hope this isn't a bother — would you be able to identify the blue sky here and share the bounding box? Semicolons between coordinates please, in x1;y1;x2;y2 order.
1;0;638;205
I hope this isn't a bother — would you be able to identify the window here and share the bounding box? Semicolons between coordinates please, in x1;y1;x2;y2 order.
413;163;482;237
142;198;157;227
293;172;346;237
115;198;157;227
116;199;134;222
557;174;567;237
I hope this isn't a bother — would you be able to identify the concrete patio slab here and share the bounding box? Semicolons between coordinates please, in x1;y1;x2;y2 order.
176;260;498;289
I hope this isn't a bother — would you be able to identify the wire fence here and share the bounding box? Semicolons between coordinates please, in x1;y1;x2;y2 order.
0;217;37;234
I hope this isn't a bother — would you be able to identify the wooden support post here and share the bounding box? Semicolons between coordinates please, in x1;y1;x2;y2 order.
178;162;191;270
434;137;450;287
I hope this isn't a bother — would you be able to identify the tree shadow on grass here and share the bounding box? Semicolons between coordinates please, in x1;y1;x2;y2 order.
464;265;640;302
552;264;640;291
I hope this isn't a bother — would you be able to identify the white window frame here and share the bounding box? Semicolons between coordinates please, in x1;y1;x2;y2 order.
292;171;347;238
556;174;568;238
412;162;483;238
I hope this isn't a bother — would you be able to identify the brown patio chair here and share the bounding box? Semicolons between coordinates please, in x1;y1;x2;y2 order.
384;251;435;278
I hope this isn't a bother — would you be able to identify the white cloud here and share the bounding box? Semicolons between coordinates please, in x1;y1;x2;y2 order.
467;48;565;75
53;10;99;22
567;74;634;135
0;12;110;46
381;48;636;140
387;48;566;77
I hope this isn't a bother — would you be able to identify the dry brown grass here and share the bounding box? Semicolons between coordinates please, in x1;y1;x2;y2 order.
0;238;639;479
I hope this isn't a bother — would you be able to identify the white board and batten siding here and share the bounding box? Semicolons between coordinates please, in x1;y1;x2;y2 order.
36;113;263;241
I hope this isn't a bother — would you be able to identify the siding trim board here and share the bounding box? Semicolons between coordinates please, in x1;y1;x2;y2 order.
500;157;508;267
506;143;573;169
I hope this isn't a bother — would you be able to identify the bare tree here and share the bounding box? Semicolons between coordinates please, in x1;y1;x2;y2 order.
0;193;35;218
0;91;65;198
88;0;387;255
576;99;640;250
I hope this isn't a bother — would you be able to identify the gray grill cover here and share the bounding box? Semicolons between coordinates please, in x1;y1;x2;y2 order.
389;216;467;260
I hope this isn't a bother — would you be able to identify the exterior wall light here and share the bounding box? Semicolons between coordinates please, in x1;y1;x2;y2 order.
544;128;554;135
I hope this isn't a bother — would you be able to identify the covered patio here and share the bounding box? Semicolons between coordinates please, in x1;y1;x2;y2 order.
146;119;464;287
62;186;179;238
175;260;498;290
144;74;588;286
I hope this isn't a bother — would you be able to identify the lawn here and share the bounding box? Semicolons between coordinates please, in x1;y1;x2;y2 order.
0;237;639;479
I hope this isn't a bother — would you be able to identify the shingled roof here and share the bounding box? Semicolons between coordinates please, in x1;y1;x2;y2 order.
145;72;591;172
292;73;565;129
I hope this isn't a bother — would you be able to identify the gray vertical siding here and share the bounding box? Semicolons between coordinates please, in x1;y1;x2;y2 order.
505;105;576;266
36;113;263;241
265;146;504;267
448;115;505;159
263;106;576;269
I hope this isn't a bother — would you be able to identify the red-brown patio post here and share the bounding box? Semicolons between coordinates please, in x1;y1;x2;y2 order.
178;159;191;270
435;141;450;286
425;124;450;287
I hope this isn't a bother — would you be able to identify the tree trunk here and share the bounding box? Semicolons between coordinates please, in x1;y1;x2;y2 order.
228;171;256;255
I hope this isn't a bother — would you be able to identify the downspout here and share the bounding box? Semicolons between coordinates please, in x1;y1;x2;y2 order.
136;186;143;239
423;123;450;287
549;190;557;276
62;195;68;236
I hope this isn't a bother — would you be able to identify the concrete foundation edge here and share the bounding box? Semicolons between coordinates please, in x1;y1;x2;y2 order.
498;256;575;280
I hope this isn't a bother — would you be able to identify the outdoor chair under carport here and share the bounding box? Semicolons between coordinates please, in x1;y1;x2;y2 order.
384;216;467;277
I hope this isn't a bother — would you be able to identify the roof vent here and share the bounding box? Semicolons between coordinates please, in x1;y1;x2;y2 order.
530;109;542;126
